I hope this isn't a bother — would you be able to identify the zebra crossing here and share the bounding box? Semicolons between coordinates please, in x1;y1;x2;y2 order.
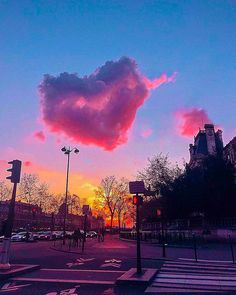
146;259;236;293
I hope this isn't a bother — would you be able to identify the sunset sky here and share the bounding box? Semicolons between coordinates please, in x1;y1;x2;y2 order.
1;1;236;203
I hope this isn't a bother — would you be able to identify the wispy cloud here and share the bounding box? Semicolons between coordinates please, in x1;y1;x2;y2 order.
33;131;46;142
176;107;212;137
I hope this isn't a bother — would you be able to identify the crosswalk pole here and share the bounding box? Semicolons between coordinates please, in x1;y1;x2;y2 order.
229;234;235;264
193;233;198;262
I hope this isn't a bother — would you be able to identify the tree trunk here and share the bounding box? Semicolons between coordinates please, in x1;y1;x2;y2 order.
110;214;113;230
118;212;121;233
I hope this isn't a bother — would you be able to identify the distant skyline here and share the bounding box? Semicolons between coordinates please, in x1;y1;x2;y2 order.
1;1;236;203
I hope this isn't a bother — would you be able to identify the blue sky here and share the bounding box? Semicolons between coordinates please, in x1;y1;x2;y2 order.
0;0;236;198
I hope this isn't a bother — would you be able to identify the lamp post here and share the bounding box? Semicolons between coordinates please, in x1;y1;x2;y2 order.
61;146;79;245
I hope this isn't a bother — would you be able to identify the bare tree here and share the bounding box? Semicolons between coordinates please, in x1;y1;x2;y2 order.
137;153;182;197
19;173;39;204
115;178;130;232
36;181;49;210
95;176;120;229
48;194;64;214
0;181;11;201
67;194;81;215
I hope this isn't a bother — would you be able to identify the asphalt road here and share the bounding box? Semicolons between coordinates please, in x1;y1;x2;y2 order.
0;235;235;294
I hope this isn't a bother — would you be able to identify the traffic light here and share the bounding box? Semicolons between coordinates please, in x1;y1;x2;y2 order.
133;195;138;205
133;195;143;206
6;160;22;183
32;207;37;218
157;209;162;217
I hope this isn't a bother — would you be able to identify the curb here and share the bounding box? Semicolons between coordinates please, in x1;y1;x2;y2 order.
50;246;85;255
119;237;194;249
0;264;40;280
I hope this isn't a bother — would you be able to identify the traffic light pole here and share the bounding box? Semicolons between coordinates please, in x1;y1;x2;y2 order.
136;194;142;274
161;213;166;257
0;182;17;269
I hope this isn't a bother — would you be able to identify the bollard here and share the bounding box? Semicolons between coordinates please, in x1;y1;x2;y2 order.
69;238;71;251
229;234;235;264
193;233;198;262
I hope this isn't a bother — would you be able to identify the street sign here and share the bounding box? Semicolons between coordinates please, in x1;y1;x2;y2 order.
129;181;145;194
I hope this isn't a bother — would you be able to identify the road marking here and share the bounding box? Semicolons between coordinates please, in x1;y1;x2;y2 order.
105;259;121;263
100;263;121;268
66;258;95;268
0;282;31;293
12;278;115;285
179;258;234;263
41;268;124;273
146;259;236;293
45;286;80;295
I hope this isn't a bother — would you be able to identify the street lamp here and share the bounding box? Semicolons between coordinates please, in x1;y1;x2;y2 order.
61;146;79;245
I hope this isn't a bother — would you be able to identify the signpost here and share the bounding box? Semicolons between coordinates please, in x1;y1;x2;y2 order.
129;181;145;274
157;208;166;257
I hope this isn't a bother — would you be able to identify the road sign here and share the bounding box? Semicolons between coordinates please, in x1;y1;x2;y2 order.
129;181;145;194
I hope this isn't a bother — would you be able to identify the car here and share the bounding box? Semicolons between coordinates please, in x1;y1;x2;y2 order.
37;231;51;240
52;231;63;240
86;231;97;238
11;233;26;242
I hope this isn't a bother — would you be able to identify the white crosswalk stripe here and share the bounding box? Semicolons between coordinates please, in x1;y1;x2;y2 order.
145;260;236;293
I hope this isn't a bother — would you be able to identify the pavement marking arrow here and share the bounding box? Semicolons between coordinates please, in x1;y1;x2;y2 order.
0;282;31;293
78;258;94;262
104;259;122;263
100;263;121;268
45;286;80;295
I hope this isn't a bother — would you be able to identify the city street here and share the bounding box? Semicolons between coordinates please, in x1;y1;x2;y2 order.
1;234;236;294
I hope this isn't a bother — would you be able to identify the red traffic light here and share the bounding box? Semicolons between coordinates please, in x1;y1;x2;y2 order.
32;208;37;213
133;195;138;205
133;195;143;206
6;160;22;183
157;209;162;217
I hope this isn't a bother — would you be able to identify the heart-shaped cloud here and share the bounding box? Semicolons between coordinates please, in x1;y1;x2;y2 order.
39;57;175;150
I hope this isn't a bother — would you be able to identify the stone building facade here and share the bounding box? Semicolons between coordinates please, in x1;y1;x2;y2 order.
189;124;236;168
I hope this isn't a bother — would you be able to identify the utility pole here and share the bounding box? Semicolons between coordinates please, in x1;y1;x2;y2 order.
0;160;21;269
61;146;79;245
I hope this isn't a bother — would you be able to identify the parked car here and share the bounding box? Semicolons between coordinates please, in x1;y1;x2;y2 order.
37;231;51;240
86;231;98;238
11;233;27;242
52;231;63;240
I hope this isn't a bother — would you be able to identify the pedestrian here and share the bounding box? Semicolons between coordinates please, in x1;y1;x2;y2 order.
101;227;105;242
98;228;101;242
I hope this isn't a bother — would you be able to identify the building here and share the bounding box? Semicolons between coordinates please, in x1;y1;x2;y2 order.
0;200;104;231
0;200;51;230
223;137;236;168
188;124;236;168
189;124;223;168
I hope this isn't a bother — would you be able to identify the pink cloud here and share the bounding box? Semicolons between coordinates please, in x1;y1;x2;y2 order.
140;127;153;138
39;57;175;150
33;131;46;142
23;161;32;167
176;108;213;137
